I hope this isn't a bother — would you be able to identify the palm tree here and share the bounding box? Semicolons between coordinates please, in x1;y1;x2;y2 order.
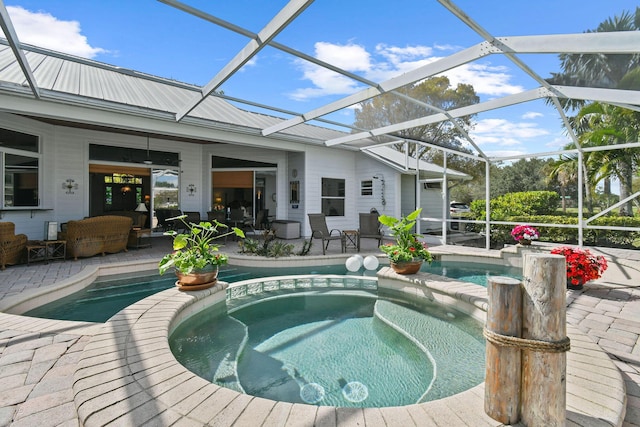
546;158;578;213
548;8;640;94
548;8;640;215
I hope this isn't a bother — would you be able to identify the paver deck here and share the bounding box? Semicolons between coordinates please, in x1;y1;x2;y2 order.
0;235;638;426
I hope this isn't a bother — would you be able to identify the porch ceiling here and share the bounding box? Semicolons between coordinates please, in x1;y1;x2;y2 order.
0;1;637;160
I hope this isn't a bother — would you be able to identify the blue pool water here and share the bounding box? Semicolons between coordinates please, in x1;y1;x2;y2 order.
23;260;521;323
170;291;486;408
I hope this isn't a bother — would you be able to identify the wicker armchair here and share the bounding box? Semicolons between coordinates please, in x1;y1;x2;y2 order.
0;222;27;269
59;215;133;260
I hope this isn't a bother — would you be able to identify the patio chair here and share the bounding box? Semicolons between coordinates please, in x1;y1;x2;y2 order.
357;212;384;251
308;213;343;255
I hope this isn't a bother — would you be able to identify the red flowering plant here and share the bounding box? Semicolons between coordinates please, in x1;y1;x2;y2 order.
378;208;433;264
511;224;539;242
550;246;608;286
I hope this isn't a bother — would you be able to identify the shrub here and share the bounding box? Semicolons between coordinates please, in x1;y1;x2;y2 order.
471;214;640;248
471;191;560;220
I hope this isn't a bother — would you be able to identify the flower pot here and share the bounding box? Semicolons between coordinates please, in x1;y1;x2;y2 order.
518;239;532;246
176;265;219;290
567;278;584;291
390;260;423;275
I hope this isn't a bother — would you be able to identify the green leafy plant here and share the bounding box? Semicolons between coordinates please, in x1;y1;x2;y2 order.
378;208;433;264
158;215;244;275
239;229;305;258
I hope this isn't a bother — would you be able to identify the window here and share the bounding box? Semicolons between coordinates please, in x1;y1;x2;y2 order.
1;128;40;207
361;180;373;196
321;178;345;216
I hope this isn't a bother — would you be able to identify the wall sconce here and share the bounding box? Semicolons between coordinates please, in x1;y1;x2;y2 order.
62;178;78;194
121;185;132;196
187;184;196;196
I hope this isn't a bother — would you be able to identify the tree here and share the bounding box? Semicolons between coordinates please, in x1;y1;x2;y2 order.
354;76;479;158
574;102;640;215
548;8;640;215
548;8;640;95
545;157;579;213
489;158;556;198
354;76;483;192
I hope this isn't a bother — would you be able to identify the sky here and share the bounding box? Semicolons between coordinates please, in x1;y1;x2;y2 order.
2;0;639;159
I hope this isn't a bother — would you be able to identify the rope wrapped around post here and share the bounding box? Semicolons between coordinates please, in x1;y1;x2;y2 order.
483;328;570;353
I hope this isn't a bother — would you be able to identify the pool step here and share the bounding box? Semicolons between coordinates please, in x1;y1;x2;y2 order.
373;299;486;401
211;316;248;393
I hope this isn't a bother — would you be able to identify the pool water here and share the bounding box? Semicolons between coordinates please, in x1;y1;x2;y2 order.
170;292;485;407
23;261;521;323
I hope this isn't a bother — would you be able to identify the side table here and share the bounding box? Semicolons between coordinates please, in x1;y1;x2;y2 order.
27;240;66;265
128;228;152;249
342;230;358;252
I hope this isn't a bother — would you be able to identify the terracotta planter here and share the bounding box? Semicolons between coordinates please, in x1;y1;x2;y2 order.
390;260;423;275
175;266;219;291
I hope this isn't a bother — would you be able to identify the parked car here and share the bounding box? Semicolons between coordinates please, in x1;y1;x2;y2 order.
450;202;470;215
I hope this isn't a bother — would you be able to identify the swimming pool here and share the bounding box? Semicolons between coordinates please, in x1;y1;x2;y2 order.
170;287;485;407
22;260;521;322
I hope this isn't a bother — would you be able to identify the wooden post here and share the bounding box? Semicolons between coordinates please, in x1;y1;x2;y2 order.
484;276;522;424
521;253;567;426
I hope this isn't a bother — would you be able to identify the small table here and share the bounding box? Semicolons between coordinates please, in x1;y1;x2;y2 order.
128;228;152;249
342;230;358;252
27;240;66;265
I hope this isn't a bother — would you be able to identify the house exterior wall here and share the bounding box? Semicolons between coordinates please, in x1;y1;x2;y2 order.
0;111;444;242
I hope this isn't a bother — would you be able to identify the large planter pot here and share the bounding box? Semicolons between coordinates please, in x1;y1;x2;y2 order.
390;260;423;275
175;265;219;291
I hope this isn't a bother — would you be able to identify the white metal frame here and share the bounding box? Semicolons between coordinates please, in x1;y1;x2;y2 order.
0;0;639;248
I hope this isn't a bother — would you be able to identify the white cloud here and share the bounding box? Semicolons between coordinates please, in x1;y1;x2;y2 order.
315;42;371;71
289;42;371;100
239;56;258;72
442;63;524;96
470;118;550;148
522;111;543;119
545;134;572;150
289;41;523;101
3;6;106;58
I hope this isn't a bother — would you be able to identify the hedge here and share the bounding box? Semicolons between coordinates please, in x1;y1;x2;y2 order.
476;215;640;248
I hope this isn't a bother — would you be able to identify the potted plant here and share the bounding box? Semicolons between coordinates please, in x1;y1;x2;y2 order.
511;224;539;245
378;208;433;274
159;215;244;290
550;246;608;290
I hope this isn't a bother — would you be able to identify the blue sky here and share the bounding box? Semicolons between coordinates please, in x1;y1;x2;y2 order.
3;0;639;158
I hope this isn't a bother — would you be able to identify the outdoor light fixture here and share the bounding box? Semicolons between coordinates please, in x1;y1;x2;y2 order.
187;184;196;196
121;185;132;196
62;178;78;194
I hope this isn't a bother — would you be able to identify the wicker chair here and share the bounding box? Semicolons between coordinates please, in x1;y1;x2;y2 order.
308;213;343;255
0;222;27;270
